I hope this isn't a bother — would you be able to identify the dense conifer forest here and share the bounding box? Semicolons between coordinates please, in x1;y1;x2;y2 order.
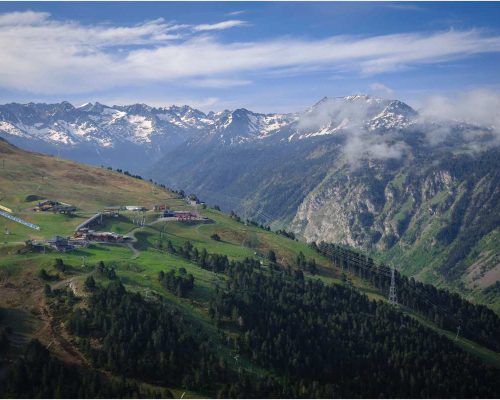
315;242;500;352
0;340;165;398
42;246;498;398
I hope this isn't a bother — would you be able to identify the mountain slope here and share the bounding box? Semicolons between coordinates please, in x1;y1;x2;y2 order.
1;96;498;312
0;137;176;212
146;98;499;312
0;139;499;398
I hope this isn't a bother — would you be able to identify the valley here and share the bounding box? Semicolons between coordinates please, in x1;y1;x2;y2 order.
1;96;498;313
0;138;499;397
1;1;499;398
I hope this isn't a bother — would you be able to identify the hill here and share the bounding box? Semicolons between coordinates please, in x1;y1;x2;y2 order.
0;138;499;398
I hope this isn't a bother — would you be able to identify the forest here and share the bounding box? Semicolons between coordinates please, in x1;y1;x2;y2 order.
60;280;287;398
2;244;500;398
209;261;500;398
0;340;165;398
315;241;500;352
67;245;500;398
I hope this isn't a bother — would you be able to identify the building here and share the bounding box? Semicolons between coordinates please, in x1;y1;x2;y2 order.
102;206;121;216
125;205;147;211
74;229;126;243
34;200;76;214
175;211;195;221
162;210;175;217
25;240;46;253
46;236;89;252
154;204;170;212
47;236;75;252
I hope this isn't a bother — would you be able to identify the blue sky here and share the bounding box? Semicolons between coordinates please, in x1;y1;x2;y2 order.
0;1;499;112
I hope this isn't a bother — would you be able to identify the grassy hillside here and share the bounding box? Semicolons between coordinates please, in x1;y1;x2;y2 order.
155;132;499;313
0;138;499;398
0;138;177;240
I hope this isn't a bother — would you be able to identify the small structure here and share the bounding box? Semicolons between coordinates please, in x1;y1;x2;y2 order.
25;240;46;253
162;210;175;217
125;205;147;212
34;200;76;214
74;228;126;243
70;237;90;247
75;209;121;232
75;212;103;232
46;236;89;252
154;204;169;212
102;206;121;216
175;211;195;221
47;236;75;252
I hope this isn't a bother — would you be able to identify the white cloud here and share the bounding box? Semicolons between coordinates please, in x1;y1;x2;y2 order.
192;20;248;32
418;89;500;148
189;78;251;88
344;134;408;165
0;10;50;25
370;83;394;97
419;89;500;126
1;11;500;95
226;10;246;17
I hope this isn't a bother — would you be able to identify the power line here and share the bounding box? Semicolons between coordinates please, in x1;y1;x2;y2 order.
185;189;499;350
388;266;398;306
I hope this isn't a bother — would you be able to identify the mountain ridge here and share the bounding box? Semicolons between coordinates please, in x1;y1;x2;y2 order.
0;94;419;148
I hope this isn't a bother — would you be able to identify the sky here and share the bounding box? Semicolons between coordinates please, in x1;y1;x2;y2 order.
0;1;500;113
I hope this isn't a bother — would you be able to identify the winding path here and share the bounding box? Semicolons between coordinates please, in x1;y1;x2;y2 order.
125;227;142;259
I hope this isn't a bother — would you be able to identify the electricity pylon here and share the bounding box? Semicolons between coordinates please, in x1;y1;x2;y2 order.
388;266;398;306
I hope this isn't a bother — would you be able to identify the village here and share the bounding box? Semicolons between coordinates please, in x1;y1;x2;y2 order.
1;197;212;253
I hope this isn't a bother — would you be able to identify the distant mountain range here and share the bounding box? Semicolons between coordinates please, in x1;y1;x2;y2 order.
1;95;499;310
0;94;493;161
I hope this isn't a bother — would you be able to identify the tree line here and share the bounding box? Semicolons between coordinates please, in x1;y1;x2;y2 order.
210;261;500;398
314;241;500;352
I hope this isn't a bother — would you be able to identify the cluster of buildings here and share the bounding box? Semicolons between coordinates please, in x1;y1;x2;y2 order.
44;206;130;252
46;236;89;252
45;229;127;252
33;199;76;214
156;207;196;221
74;228;126;243
36;201;210;253
154;204;212;222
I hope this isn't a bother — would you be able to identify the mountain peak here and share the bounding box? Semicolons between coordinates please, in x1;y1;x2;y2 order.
343;93;372;100
311;94;387;109
77;102;109;113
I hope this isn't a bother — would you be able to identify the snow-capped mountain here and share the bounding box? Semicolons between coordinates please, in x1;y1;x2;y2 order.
0;101;210;148
0;100;224;171
0;95;419;150
1;94;493;174
287;95;418;140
